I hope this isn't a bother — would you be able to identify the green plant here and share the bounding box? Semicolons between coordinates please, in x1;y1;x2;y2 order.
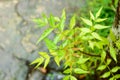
86;0;117;25
31;8;120;80
80;0;118;38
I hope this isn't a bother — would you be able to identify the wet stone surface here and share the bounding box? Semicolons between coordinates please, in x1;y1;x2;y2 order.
0;0;86;80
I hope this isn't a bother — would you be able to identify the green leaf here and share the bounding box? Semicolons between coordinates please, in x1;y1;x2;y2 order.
94;24;110;29
100;72;110;78
95;42;103;49
101;37;109;45
95;18;107;22
101;50;106;63
33;18;48;27
70;14;76;29
80;63;88;70
74;68;89;74
116;39;120;49
81;35;94;40
77;57;90;64
49;50;57;56
35;58;44;68
81;17;92;26
64;60;71;68
61;9;66;20
57;50;65;58
36;28;54;44
114;74;120;79
44;38;57;50
31;57;44;68
106;59;112;65
63;75;70;80
48;15;55;27
115;0;119;6
109;45;117;62
92;32;102;40
97;65;106;71
80;28;91;36
54;17;60;22
54;56;60;66
59;9;66;32
70;75;77;80
80;28;91;33
110;30;116;41
90;11;95;20
96;7;103;18
89;41;94;49
62;40;69;47
31;57;43;65
63;68;71;74
63;75;77;80
39;52;50;59
111;66;120;73
109;77;116;80
44;58;50;68
53;34;61;44
59;19;65;32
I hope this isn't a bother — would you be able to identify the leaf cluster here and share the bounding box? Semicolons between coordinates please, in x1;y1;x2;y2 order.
31;8;120;80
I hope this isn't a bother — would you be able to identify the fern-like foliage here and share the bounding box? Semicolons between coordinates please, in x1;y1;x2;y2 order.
31;8;120;80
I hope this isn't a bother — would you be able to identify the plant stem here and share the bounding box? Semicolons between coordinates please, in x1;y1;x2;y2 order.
79;50;100;57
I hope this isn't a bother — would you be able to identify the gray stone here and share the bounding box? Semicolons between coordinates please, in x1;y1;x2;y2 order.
29;71;44;80
0;0;86;80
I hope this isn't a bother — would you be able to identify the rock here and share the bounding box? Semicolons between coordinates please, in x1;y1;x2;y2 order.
0;0;86;80
44;71;64;80
29;71;44;80
21;34;37;53
0;52;28;80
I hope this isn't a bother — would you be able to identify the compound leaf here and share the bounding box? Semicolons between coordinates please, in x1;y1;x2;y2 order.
37;28;54;44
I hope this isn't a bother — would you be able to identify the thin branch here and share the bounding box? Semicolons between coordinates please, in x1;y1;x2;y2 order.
79;50;100;57
72;48;101;57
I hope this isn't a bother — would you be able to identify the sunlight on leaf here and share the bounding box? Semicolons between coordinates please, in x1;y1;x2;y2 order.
97;65;106;71
110;30;116;41
36;28;54;44
44;38;57;50
92;32;103;40
101;50;106;63
116;39;120;49
63;68;71;74
109;45;117;62
54;56;60;66
100;72;110;78
31;57;43;65
96;7;103;18
48;15;55;27
74;68;89;74
70;75;77;80
90;11;95;20
77;57;90;64
39;52;50;59
44;58;50;68
95;18;107;22
63;75;70;80
81;17;92;26
94;24;110;29
31;57;44;69
111;66;120;73
70;14;76;29
59;9;66;32
106;59;112;65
